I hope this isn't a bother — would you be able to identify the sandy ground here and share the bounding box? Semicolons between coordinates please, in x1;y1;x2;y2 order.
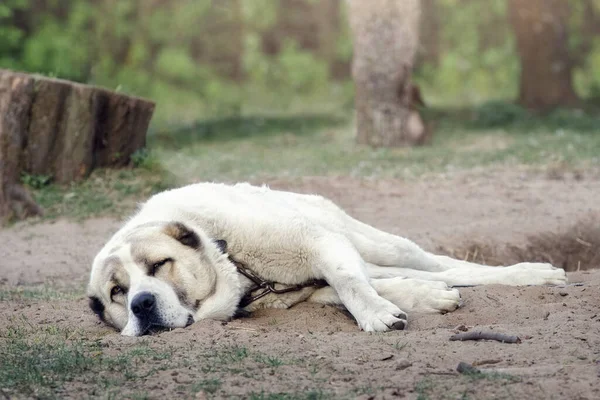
1;170;599;399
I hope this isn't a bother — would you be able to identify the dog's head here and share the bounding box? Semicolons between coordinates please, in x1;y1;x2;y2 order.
87;221;240;336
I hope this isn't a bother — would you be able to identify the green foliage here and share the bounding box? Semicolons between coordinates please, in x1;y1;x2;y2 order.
0;0;341;123
242;36;332;111
544;108;600;132
0;0;28;69
242;0;278;31
20;172;52;189
155;48;198;82
277;41;330;94
152;114;345;148
130;148;161;171
23;1;92;81
1;0;599;124
469;101;600;132
415;0;519;104
472;101;530;128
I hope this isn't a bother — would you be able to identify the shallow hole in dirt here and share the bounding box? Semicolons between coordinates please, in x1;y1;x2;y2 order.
438;216;600;272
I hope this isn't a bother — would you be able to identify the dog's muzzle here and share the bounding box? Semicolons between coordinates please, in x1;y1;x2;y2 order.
130;292;194;335
131;292;157;321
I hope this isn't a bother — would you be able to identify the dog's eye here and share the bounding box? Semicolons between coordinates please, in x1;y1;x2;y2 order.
110;286;125;298
150;258;172;275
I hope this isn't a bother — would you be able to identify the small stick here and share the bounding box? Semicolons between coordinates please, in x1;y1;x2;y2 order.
226;326;259;332
472;358;502;366
427;371;458;376
450;331;521;344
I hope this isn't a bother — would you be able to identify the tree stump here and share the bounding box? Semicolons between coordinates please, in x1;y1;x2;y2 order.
0;69;155;223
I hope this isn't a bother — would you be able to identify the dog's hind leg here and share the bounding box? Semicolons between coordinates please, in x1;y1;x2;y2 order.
302;196;566;286
307;277;461;314
365;263;567;286
342;215;566;286
342;218;452;272
295;193;451;272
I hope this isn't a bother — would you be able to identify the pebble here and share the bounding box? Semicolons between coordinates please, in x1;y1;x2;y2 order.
395;359;412;370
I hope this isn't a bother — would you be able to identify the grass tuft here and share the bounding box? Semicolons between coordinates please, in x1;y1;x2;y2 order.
248;390;331;400
191;378;222;394
0;285;84;301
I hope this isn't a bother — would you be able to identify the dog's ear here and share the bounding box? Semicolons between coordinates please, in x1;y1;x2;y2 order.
164;222;201;249
214;239;228;254
88;296;106;322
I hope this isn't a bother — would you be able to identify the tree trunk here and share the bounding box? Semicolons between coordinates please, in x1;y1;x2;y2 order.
348;0;424;147
508;0;579;111
418;0;441;66
0;69;155;223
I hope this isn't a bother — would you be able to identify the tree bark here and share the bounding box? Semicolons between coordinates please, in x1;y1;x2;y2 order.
508;0;579;111
0;71;42;223
418;0;441;66
0;69;155;223
348;0;424;147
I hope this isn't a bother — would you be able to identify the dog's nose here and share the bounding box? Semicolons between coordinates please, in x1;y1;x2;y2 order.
131;292;156;318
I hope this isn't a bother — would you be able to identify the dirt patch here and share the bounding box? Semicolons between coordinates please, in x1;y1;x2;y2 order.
439;218;600;271
1;170;599;399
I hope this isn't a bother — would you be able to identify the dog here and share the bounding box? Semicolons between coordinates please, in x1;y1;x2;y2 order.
88;182;567;336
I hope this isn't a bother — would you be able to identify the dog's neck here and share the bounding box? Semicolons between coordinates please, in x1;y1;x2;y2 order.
193;253;255;321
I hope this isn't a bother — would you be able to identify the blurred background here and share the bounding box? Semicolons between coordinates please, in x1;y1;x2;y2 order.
2;1;599;121
1;0;599;215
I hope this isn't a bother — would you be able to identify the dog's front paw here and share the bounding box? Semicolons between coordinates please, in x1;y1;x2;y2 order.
357;301;408;332
504;263;567;286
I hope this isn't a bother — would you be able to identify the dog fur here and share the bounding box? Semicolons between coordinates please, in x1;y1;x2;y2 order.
88;182;567;336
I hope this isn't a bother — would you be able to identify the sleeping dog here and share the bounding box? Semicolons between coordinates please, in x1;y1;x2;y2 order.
88;182;567;335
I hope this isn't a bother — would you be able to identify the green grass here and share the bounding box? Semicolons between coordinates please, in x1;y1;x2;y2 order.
152;107;600;183
413;370;522;400
191;378;222;395
254;354;286;367
25;166;173;221
247;390;331;400
0;285;84;301
0;322;175;399
19;105;600;221
0;320;320;399
152;114;346;148
212;344;250;363
415;378;435;400
199;344;292;374
0;333;94;396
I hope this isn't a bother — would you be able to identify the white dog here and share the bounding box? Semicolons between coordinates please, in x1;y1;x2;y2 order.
88;182;567;336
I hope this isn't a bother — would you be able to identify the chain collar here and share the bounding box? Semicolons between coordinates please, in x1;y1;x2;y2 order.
229;256;327;308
